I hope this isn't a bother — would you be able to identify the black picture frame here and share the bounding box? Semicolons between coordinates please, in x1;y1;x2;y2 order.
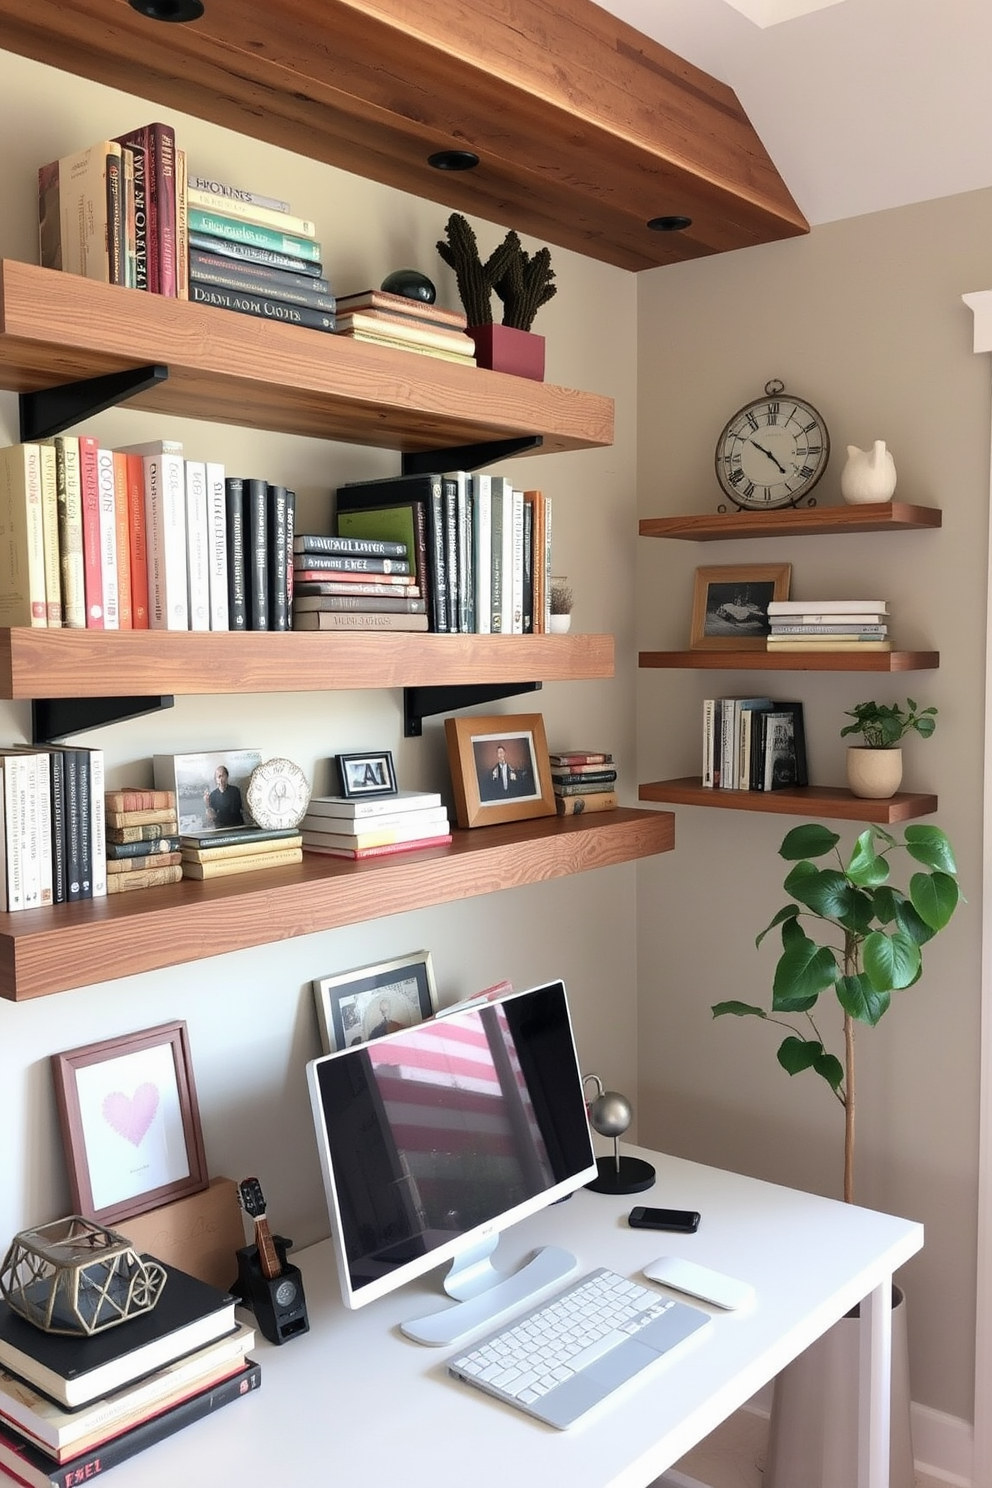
333;751;398;799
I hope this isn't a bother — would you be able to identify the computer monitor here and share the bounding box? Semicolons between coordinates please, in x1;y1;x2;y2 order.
306;979;597;1346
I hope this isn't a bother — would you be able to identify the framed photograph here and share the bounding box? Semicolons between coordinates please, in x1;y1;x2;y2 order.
313;951;438;1054
444;713;556;829
153;748;262;833
333;750;398;799
690;563;792;651
51;1021;209;1227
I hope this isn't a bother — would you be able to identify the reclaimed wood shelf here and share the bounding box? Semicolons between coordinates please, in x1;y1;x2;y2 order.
638;778;937;823
0;261;613;456
639;503;942;541
639;650;939;673
0;809;675;1002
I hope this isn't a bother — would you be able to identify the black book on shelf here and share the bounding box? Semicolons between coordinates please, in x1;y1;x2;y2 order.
225;477;247;631
755;702;809;792
335;473;449;632
267;483;292;631
243;477;268;631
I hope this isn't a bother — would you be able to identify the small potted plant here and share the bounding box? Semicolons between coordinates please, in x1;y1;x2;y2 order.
436;213;556;380
840;697;937;799
549;577;573;634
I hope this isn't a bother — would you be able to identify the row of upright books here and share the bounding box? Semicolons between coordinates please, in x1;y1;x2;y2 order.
550;752;618;816
766;599;891;652
0;1257;258;1486
703;698;808;792
334;472;553;634
299;791;452;859
0;746;105;911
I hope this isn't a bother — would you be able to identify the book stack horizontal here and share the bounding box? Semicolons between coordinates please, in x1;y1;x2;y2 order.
703;698;808;792
0;1261;258;1486
766;600;890;652
106;788;182;893
292;532;428;632
333;288;475;364
180;825;304;879
300;791;452;858
549;752;618;816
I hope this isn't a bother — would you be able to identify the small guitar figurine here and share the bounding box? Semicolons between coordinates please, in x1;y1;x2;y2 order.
238;1176;282;1281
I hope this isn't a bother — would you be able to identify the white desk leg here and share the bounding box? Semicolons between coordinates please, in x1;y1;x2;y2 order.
858;1280;892;1488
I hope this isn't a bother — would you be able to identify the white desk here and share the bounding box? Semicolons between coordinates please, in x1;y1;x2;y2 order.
99;1149;923;1488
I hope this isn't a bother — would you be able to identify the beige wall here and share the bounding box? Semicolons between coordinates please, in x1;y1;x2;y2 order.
0;51;639;1260
635;192;992;1422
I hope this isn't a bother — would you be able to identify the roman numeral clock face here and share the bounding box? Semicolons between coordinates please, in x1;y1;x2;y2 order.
715;380;830;511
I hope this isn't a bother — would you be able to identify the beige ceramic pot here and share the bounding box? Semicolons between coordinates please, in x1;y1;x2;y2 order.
846;746;903;799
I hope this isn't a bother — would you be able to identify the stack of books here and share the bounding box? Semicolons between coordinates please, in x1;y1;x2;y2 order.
702;698;808;792
291;533;428;632
180;826;304;880
0;746;106;910
106;789;183;894
549;752;618;816
766;600;891;652
333;288;475;365
187;174;334;335
300;790;452;859
0;1262;258;1486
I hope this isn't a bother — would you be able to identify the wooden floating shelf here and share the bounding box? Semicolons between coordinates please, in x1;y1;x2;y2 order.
0;809;674;1002
639;503;941;541
0;261;613;456
0;629;614;700
639;650;939;673
639;778;938;823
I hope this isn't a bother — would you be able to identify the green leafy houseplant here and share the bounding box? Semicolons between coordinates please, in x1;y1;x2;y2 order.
840;697;937;749
712;821;960;1203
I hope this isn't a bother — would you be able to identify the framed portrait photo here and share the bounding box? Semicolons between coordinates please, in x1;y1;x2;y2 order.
444;713;555;829
313;951;438;1054
690;563;792;651
333;750;398;800
51;1021;209;1227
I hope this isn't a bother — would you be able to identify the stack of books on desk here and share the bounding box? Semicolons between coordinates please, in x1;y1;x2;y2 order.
0;1262;258;1486
549;752;618;816
333;288;476;365
300;790;452;858
291;533;427;632
105;788;182;894
766;600;890;652
180;825;304;879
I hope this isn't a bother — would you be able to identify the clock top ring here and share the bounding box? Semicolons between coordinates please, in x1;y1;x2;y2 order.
715;379;830;512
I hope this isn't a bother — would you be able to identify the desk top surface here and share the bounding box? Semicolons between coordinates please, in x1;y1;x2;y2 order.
76;1150;923;1488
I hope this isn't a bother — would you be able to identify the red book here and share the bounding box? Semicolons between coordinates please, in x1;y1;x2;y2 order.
302;832;453;860
292;568;416;587
112;450;133;628
77;435;103;628
115;122;177;296
125;452;150;628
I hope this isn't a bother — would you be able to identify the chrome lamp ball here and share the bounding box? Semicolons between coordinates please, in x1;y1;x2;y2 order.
582;1074;656;1196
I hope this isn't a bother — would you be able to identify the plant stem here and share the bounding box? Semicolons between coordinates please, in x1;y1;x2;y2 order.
843;927;857;1203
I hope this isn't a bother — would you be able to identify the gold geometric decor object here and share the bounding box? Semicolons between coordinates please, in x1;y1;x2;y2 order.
0;1215;166;1335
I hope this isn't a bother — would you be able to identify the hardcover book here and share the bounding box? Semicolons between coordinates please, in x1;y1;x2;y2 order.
180;846;303;879
302;831;453;860
106;865;184;892
184;459;211;632
296;532;407;558
52;435;85;629
555;791;618;815
188;250;336;311
188;207;321;260
225;476;247;630
304;790;442;820
190;281;335;333
118;439;188;630
292;610;429;631
335;474;449;632
188;230;323;277
115;122;178;296
0;443;47;628
244;478;268;630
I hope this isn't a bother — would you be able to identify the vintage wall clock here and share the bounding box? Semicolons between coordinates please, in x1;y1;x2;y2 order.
715;379;830;512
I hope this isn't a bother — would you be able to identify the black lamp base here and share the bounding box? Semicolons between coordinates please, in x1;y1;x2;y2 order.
585;1155;656;1195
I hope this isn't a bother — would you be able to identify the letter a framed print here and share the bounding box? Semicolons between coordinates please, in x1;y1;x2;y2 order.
444;713;555;828
51;1021;209;1226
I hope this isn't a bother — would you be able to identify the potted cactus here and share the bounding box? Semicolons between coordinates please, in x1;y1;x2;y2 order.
436;213;556;379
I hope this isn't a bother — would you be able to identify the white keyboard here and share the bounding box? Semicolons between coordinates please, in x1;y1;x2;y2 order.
448;1267;711;1429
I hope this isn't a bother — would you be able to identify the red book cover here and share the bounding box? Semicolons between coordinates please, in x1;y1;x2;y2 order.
77;435;103;628
125;452;150;628
112;451;132;628
115;122;177;296
303;832;453;860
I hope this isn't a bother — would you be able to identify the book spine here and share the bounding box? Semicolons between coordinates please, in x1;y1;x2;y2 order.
702;699;715;788
54;436;85;629
105;789;175;812
555;791;618;816
267;484;290;631
293;595;426;613
244;478;268;630
8;443;49;628
225;478;247;630
32;752;53;907
47;750;66;904
184;459;211;632
124;452;150;628
37;444;62;626
498;480;515;634
76;749;92;898
292;610;429;631
521;490;533;633
335;291;467;328
291;554;410;575
188;208;321;260
551;769;618;785
542;494;553;633
121;142;148;291
37;159;62;272
472;473;492;635
86;748;106;898
95;446;120;628
106;146;125;286
284;489;295;615
77;436;103;628
293;571;418;589
151;122;178;297
187;230;323;276
188;253;336;310
205;461;229;630
187;187;316;237
181;847;303;878
106;864;184;892
526;490;545;634
295;533;408;558
190;282;334;332
145;449;189;630
337;311;472;353
188;176;291;213
20;754;44;909
111;452;132;628
106;821;178;843
175;145;188;300
62;751;82;901
553;779;620;796
107;834;182;857
105;806;179;829
510;487;524;634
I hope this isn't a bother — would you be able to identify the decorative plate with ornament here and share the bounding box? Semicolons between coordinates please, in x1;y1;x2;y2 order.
246;758;311;829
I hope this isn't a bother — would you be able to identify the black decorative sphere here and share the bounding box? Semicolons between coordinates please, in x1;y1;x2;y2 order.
381;269;436;304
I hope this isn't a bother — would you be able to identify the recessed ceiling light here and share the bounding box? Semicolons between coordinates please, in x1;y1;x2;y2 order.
128;0;204;18
647;215;692;232
721;0;844;24
427;151;480;172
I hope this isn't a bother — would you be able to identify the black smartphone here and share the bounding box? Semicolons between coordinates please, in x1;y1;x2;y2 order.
628;1205;701;1233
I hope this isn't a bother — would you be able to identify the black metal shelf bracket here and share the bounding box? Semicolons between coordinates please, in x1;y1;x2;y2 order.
19;364;170;443
404;680;541;737
33;695;175;745
401;435;542;477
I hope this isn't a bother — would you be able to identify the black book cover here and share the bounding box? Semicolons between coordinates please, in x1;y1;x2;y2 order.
244;478;268;630
224;477;247;630
335;474;448;632
0;1359;259;1486
121;141;148;291
189;283;336;334
284;488;296;617
75;749;91;898
266;483;290;631
756;703;808;791
47;750;66;905
188;230;324;277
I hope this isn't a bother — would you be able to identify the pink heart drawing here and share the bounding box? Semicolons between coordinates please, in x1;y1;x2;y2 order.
102;1083;160;1147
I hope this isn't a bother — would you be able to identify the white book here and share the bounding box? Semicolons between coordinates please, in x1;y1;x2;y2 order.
31;752;53;907
471;472;492;634
0;761;20;912
119;440;188;630
702;699;716;788
447;470;472;633
543;494;553;633
493;478;515;635
205;460;229;630
184;459;211;632
95;446;120;629
766;599;888;614
302;810;450;847
301;806;449;838
305;790;443;820
3;754;37;910
510;488;525;634
87;747;106;898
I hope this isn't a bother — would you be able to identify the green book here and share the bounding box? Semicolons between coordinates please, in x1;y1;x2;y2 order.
188;208;321;262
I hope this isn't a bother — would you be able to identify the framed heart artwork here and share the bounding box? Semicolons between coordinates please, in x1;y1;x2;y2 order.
51;1021;209;1226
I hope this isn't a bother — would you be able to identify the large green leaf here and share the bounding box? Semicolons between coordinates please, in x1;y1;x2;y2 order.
910;870;961;932
846;830;890;888
904;825;957;874
773;939;838;1008
863;929;921;991
711;1002;766;1019
780;824;839;862
756;904;800;948
836;972;891;1025
836;887;876;935
814;1050;845;1090
784;865;860;921
776;1035;823;1073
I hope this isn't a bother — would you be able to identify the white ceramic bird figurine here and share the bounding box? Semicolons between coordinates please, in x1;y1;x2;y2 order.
841;439;897;504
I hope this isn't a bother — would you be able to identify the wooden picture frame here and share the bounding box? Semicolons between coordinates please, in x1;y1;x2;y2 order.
51;1021;209;1227
690;563;792;651
312;950;438;1054
444;713;556;829
333;750;398;799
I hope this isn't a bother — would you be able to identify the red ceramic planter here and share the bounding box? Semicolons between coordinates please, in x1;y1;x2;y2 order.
468;324;546;381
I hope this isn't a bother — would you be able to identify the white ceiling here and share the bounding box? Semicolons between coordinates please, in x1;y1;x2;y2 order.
595;0;992;227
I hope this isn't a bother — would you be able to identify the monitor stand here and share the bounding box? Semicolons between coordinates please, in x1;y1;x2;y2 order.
400;1238;577;1348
